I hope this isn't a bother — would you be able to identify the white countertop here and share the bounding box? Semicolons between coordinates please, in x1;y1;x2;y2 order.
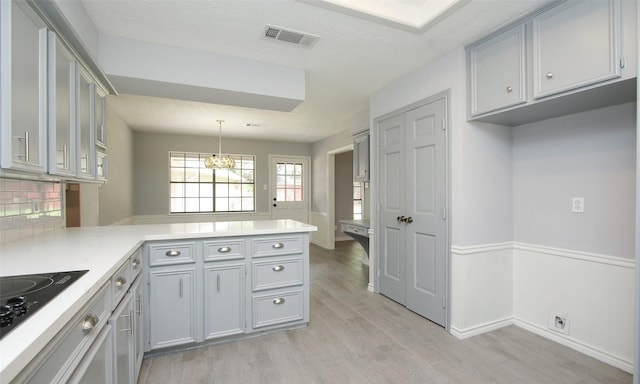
0;219;316;383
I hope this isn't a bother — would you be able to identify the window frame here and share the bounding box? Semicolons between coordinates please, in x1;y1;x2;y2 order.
168;151;256;214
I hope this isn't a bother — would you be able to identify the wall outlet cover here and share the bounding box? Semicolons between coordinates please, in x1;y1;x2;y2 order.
548;312;570;335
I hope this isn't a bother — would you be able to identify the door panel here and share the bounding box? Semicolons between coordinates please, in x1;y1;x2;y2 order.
378;115;406;304
405;99;447;326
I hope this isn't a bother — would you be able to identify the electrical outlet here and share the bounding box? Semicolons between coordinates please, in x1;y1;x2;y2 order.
548;313;570;335
571;197;584;213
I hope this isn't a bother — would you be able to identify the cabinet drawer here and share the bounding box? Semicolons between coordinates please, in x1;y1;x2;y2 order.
252;258;303;292
111;261;131;307
148;242;196;266
17;283;111;384
252;236;303;258
203;239;244;261
341;223;369;238
252;290;304;329
130;247;143;280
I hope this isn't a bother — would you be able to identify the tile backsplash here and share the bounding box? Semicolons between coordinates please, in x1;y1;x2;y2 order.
0;178;64;244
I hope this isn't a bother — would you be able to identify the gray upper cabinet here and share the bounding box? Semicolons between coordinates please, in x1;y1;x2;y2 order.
75;67;96;179
532;0;620;99
48;32;76;177
352;132;369;182
0;1;48;173
466;0;635;126
468;24;526;116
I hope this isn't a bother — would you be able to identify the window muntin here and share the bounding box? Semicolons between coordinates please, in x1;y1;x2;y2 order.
275;161;303;202
169;152;255;213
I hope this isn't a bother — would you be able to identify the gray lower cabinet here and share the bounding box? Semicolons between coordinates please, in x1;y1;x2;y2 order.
12;283;112;383
110;292;134;384
67;324;113;384
132;276;144;382
204;262;245;339
144;233;309;352
148;267;197;349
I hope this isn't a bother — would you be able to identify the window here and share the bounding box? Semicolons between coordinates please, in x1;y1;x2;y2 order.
353;182;363;220
275;161;303;202
169;152;255;213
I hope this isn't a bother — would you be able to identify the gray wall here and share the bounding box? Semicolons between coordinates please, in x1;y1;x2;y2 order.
335;151;353;229
98;103;135;225
133;131;311;215
513;102;637;258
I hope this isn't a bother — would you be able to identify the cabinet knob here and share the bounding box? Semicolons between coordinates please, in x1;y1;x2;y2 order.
132;258;140;267
273;298;286;305
545;72;553;79
165;250;181;257
506;86;513;93
218;246;231;253
272;265;285;272
82;314;99;332
272;242;285;249
115;276;127;287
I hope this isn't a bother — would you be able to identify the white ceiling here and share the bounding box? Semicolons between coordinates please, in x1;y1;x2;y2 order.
80;0;549;143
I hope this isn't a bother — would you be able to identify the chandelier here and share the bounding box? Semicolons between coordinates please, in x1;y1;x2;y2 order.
204;120;235;169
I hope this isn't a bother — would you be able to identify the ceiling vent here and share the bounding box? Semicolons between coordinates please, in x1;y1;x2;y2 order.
262;25;320;48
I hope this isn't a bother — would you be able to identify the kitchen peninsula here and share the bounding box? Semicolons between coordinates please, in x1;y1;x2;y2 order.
0;219;316;383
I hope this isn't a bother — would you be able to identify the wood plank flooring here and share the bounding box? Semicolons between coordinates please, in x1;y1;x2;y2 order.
137;241;632;384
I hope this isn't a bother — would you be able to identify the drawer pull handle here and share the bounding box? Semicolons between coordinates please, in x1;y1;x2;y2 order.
218;246;231;253
272;265;285;272
166;250;181;257
115;276;127;287
82;314;99;332
272;242;285;249
132;258;141;267
273;298;286;305
506;86;513;93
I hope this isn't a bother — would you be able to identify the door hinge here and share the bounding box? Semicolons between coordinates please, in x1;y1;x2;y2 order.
620;58;626;68
442;207;446;220
442;296;446;309
442;118;446;130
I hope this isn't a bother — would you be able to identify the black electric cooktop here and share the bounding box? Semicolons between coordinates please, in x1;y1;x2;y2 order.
0;270;88;340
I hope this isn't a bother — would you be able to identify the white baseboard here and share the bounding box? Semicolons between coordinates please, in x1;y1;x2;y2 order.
449;317;514;340
514;317;634;374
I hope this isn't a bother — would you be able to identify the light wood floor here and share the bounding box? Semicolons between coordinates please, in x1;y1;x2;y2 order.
138;241;632;384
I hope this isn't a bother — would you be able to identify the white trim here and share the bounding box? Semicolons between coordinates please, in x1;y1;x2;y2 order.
310;211;333;249
514;242;635;269
327;144;354;249
449;317;514;340
514;317;634;373
451;241;635;269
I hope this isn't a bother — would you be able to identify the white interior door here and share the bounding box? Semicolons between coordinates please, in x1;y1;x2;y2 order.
269;155;310;224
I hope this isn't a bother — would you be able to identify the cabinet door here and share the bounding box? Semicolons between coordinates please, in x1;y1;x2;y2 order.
148;268;197;349
353;133;369;181
110;293;134;384
533;0;620;98
74;66;95;179
68;325;113;384
0;1;48;173
468;24;527;116
132;277;144;383
95;87;106;148
204;263;245;339
47;32;76;176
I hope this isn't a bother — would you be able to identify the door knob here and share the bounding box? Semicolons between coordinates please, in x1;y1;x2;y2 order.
273;203;277;207
406;217;413;223
397;216;406;222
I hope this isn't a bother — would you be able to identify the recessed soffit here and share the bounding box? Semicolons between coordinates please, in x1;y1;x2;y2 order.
299;0;471;33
